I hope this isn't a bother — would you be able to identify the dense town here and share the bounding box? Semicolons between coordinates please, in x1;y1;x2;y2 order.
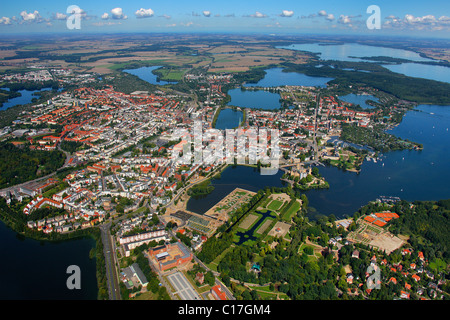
0;64;447;302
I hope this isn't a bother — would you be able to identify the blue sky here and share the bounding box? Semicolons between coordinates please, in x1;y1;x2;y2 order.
1;0;449;37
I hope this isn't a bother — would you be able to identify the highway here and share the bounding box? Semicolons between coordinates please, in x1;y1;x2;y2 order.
100;223;121;300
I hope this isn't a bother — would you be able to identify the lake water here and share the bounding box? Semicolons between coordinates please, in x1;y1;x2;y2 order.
304;104;450;218
278;43;433;63
338;93;380;109
214;108;243;130
123;66;178;85
0;88;51;111
0;221;98;299
278;43;450;83
187;165;285;215
188;105;450;219
244;68;333;88
382;63;450;84
227;88;282;110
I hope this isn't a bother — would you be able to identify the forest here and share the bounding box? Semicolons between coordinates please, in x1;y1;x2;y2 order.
389;199;450;263
340;123;421;152
187;179;215;197
0;142;66;189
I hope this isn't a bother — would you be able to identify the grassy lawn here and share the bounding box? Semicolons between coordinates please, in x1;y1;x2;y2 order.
281;201;301;221
156;68;188;81
132;290;157;300
253;285;290;300
205;245;235;271
298;243;321;260
267;200;284;211
429;258;447;272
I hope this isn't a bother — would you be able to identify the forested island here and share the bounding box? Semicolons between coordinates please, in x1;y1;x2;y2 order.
339;123;423;153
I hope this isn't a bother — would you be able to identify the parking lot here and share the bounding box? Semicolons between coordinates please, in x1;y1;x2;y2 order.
166;271;201;300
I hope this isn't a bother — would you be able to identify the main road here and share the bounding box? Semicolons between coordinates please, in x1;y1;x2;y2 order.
100;222;121;300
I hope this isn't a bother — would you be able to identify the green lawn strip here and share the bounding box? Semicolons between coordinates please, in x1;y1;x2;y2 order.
267;200;283;211
281;200;301;221
205;245;235;271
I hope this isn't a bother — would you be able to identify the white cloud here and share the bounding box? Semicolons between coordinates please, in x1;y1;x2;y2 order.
92;21;123;27
338;15;351;24
315;10;334;21
247;11;267;18
54;12;67;20
384;13;450;30
111;8;127;20
101;13;109;20
0;17;11;25
203;11;211;17
159;15;171;19
280;10;294;18
135;8;154;18
20;10;40;21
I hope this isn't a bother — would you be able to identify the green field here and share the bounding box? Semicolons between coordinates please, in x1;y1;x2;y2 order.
155;68;187;81
429;258;446;272
267;200;284;211
281;200;301;221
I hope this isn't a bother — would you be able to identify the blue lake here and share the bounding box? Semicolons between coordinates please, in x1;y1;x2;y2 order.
214;108;243;130
227;88;282;110
278;43;433;63
278;43;450;83
0;221;98;300
382;62;450;84
244;68;333;88
338;93;380;109
304;104;450;218
123;66;178;85
0;88;52;111
187;165;285;215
